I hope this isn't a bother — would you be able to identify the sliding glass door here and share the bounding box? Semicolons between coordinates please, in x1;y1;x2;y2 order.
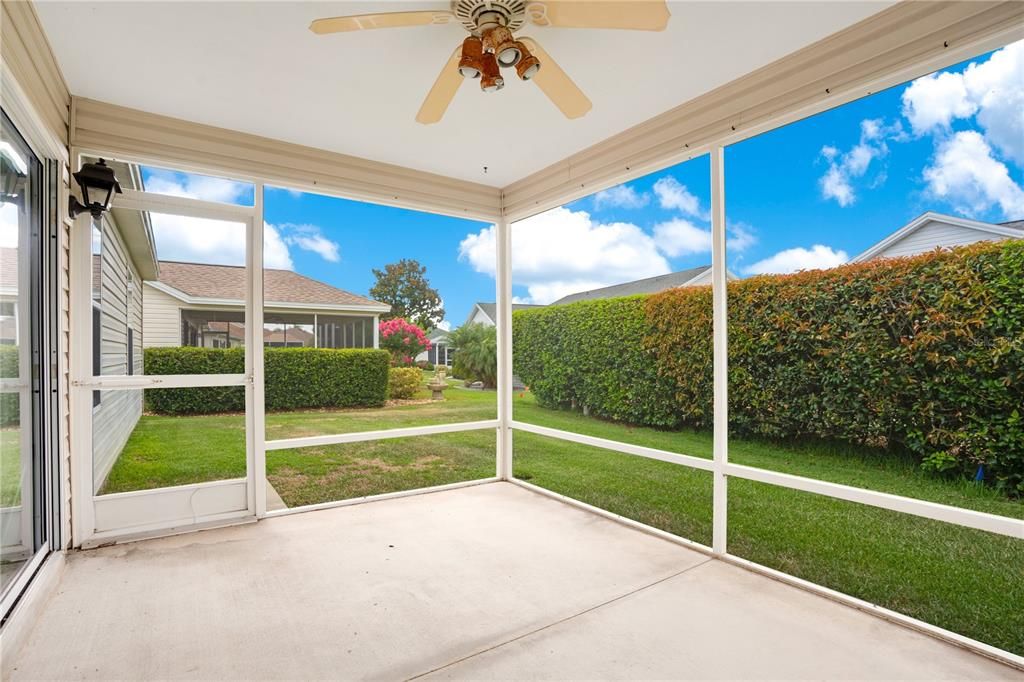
0;109;57;616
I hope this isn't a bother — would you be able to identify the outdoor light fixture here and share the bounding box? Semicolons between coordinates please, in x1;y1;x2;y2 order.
458;36;484;78
514;42;540;80
482;26;520;67
480;52;504;92
69;158;122;219
0;141;28;206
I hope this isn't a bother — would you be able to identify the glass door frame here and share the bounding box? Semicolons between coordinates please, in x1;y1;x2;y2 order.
0;107;60;623
69;156;260;546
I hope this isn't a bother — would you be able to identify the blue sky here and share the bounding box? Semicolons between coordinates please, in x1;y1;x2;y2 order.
139;41;1022;330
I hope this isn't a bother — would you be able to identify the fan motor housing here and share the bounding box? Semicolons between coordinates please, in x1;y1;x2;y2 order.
452;0;527;34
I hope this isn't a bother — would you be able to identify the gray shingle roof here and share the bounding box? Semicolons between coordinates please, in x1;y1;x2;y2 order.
998;219;1024;231
472;302;545;325
550;266;711;305
156;260;386;308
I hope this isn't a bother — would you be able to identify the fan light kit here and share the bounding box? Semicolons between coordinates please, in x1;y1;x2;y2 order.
309;1;670;124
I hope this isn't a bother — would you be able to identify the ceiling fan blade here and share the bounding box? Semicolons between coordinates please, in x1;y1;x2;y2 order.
520;38;592;120
310;10;453;34
525;1;670;31
416;48;464;125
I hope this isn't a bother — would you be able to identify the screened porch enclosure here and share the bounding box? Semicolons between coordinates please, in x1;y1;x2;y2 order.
3;0;1024;679
181;309;376;349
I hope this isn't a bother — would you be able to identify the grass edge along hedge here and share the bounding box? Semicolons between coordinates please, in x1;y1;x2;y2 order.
513;240;1024;493
144;347;389;414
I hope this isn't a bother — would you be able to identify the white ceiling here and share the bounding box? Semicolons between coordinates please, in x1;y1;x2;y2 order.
37;1;892;187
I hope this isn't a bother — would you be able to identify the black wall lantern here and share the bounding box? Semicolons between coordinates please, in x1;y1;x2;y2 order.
69;158;122;219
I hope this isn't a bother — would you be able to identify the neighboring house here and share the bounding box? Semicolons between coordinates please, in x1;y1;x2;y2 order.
0;248;20;345
415;328;453;367
143;261;389;350
464;302;546;327
851;211;1024;262
92;200;157;493
549;265;730;305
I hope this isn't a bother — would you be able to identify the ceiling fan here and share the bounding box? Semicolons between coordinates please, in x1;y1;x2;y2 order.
309;1;670;124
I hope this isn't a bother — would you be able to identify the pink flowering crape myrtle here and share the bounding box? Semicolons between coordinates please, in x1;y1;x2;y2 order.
379;318;432;366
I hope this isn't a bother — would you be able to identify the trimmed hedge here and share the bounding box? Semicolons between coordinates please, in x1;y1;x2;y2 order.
513;240;1024;492
144;347;390;414
0;345;19;427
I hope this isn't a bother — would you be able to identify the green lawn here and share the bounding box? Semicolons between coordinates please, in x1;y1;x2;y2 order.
1;428;21;507
98;379;1023;655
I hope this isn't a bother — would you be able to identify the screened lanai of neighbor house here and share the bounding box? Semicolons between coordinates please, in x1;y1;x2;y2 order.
1;1;1023;679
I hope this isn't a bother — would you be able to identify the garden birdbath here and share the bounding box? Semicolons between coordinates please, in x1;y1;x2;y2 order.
428;378;447;401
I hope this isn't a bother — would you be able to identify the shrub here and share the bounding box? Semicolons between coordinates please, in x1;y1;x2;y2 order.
388;367;422;400
449;323;498;389
379;318;431;366
513;298;680;426
416;360;435;370
0;345;19;427
514;241;1024;492
144;347;389;414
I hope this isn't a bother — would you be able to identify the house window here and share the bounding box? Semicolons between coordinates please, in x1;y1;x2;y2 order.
127;328;134;376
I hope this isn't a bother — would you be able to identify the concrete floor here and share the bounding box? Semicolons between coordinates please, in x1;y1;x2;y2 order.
7;482;1020;680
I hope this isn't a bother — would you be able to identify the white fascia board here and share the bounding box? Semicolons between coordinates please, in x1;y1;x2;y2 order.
851;211;1022;263
144;280;390;314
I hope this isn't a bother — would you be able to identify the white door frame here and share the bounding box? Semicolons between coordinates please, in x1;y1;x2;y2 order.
69;167;260;547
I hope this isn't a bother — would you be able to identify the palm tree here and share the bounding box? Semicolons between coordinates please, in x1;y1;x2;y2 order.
448;323;497;388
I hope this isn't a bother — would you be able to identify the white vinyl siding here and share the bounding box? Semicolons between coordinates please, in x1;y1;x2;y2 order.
92;215;143;492
141;283;184;347
873;220;1011;260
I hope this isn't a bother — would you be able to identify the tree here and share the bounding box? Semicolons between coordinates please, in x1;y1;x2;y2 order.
379;318;431;366
449;323;497;388
370;259;445;330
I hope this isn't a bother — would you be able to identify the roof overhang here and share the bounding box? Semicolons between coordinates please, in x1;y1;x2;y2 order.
144;280;392;314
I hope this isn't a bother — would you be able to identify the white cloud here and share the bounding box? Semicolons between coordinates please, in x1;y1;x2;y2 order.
727;222;757;252
653;176;707;219
149;213;293;270
144;171;251;205
901;71;975;135
459;206;670;304
652;218;756;258
280;223;341;262
593;184;649;210
923;130;1024;219
142;172;342;269
819;118;899;207
652;218;710;257
263;224;294;270
436;320;452;331
743;245;848;275
902;41;1023;163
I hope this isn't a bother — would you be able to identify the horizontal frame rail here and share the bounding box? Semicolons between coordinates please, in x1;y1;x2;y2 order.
112;187;256;221
724;462;1024;539
511;421;714;471
511;422;1023;540
73;373;248;389
265;419;500;451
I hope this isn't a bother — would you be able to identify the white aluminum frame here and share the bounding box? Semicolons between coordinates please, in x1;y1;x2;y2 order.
69;152;507;534
70;171;259;545
61;27;1024;663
